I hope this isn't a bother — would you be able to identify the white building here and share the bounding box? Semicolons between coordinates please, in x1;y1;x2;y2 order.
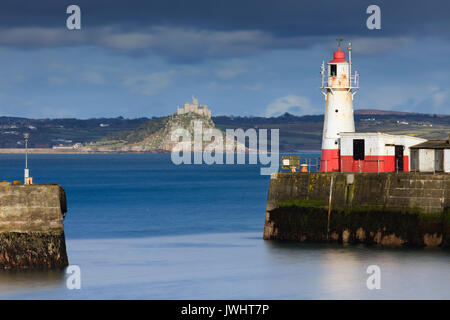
409;135;450;173
339;132;426;173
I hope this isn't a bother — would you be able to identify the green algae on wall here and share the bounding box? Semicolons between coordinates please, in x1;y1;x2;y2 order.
0;232;68;269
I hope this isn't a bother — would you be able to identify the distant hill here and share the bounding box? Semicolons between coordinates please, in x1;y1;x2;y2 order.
0;117;150;148
0;116;28;121
82;113;218;152
355;109;448;117
0;110;449;151
213;111;450;151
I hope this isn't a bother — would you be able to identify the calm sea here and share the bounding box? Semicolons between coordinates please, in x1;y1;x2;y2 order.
0;153;449;299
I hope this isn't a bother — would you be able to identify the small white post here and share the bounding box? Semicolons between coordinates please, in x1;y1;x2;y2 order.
348;42;352;86
24;133;29;183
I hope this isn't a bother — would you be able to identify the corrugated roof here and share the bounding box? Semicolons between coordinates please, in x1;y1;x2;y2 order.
410;139;450;149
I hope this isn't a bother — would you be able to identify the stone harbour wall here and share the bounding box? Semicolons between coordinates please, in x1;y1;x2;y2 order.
263;173;450;247
0;184;68;269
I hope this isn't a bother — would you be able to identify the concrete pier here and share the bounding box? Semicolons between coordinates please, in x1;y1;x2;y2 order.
0;184;68;269
264;172;450;247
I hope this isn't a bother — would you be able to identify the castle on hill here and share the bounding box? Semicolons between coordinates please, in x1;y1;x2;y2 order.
177;97;211;118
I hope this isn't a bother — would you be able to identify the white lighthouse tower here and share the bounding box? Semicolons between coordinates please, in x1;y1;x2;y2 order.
319;39;359;172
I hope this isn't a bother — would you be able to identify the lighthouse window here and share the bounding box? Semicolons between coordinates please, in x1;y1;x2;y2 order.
330;64;337;77
353;139;365;160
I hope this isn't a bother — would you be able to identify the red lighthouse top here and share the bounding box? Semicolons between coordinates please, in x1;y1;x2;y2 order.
329;42;347;63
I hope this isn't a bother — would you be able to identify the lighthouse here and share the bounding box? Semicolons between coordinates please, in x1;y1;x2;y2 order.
319;39;359;172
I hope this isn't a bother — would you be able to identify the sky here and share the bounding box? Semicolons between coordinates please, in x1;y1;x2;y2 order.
0;0;449;119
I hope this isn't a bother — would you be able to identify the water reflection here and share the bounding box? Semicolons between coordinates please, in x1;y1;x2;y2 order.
0;269;65;297
1;234;449;299
263;240;450;299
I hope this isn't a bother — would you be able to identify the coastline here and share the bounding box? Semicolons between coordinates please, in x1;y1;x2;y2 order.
0;148;321;155
0;148;169;154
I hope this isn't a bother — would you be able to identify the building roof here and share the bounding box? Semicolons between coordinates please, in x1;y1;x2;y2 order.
339;132;425;140
410;139;450;149
329;44;348;64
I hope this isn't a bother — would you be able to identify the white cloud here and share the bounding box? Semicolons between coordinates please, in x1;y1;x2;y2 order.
0;26;272;60
0;27;83;47
244;84;262;92
13;74;25;84
40;105;75;118
432;88;449;108
215;60;246;79
349;37;413;55
0;26;417;62
48;76;67;85
358;85;427;110
47;61;75;73
356;84;450;114
216;68;243;80
122;71;174;95
265;95;315;117
208;81;232;90
83;71;106;85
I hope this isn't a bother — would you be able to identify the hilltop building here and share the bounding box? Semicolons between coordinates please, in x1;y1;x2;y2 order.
177;97;211;118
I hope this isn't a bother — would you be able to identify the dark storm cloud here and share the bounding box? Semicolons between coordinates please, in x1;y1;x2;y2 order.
0;0;448;61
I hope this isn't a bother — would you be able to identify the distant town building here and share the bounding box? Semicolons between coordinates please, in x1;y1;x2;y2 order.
52;145;75;150
52;142;82;150
177;97;211;118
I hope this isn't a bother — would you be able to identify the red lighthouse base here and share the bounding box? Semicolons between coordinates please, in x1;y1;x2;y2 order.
320;149;340;172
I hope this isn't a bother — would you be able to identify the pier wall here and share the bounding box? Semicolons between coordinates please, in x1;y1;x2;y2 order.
0;184;68;269
264;173;450;247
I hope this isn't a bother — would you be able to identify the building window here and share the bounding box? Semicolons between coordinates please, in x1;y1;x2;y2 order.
330;64;337;77
353;139;365;160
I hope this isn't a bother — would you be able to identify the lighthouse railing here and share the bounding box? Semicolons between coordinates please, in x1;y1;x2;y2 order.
350;72;359;88
321;73;359;90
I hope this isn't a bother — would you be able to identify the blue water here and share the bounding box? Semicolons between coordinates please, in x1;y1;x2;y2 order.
0;154;276;239
0;154;449;299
